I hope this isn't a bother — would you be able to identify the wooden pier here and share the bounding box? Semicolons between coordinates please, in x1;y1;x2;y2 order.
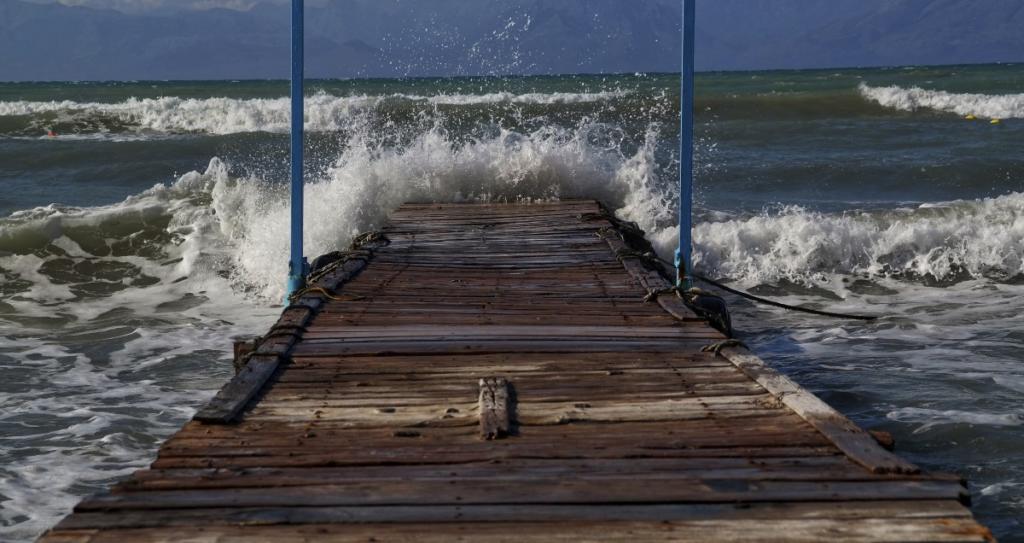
42;201;992;542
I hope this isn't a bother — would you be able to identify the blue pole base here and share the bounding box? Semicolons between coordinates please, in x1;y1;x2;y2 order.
284;257;309;305
675;248;692;290
284;274;305;304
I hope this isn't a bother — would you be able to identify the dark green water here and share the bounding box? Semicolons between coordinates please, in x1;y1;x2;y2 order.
1;64;1022;540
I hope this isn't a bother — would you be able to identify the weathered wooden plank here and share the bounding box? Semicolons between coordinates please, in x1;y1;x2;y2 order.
291;338;723;357
271;365;748;384
150;446;844;469
234;394;787;428
77;479;968;511
258;383;757;402
312;316;680;327
121;469;963;493
300;325;694;339
170;413;816;444
255;385;767;407
286;351;731;368
42;518;993;543
46;501;977;533
265;374;754;391
158;428;833;458
120;457;901;491
720;347;921;476
164;422;826;459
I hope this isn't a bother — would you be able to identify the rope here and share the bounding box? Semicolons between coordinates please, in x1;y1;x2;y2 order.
614;248;668;274
701;339;748;354
692;274;879;321
615;248;652;262
351;231;389;249
288;286;366;303
647;255;878;321
292;236;383;306
643;287;678;304
596;227;623;242
577;212;608;222
306;251;369;285
582;210;645;239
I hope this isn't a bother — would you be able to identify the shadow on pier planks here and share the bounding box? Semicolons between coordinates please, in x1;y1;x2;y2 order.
40;201;993;542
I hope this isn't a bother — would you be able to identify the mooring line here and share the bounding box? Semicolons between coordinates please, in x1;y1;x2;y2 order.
647;256;879;321
692;274;879;321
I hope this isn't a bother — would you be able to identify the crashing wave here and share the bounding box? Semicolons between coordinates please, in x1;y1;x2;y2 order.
0;90;631;135
5;118;1024;307
691;195;1024;284
859;83;1024;119
0;116;669;301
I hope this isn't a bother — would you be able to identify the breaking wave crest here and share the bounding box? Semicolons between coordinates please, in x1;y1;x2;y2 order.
693;194;1024;284
222;122;667;299
0;90;631;135
859;83;1024;119
0;118;670;303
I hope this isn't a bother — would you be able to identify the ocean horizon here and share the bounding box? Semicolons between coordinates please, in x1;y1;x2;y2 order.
3;59;1022;83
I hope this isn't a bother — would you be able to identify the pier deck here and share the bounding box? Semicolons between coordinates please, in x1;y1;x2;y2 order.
42;201;991;542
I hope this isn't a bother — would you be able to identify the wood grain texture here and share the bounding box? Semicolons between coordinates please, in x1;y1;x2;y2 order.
40;200;990;542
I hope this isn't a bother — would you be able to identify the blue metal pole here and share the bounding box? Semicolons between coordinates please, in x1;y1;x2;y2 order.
285;0;307;302
676;0;696;289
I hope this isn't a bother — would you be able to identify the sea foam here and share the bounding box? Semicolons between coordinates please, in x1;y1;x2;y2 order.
859;83;1024;119
887;407;1024;434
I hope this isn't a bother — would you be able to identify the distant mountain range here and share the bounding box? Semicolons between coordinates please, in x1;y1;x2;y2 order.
2;0;1022;81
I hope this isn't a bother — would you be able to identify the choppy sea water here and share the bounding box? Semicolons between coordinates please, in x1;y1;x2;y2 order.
1;64;1022;541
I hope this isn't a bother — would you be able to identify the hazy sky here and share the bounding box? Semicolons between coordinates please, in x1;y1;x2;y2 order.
24;0;315;11
4;0;1021;81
